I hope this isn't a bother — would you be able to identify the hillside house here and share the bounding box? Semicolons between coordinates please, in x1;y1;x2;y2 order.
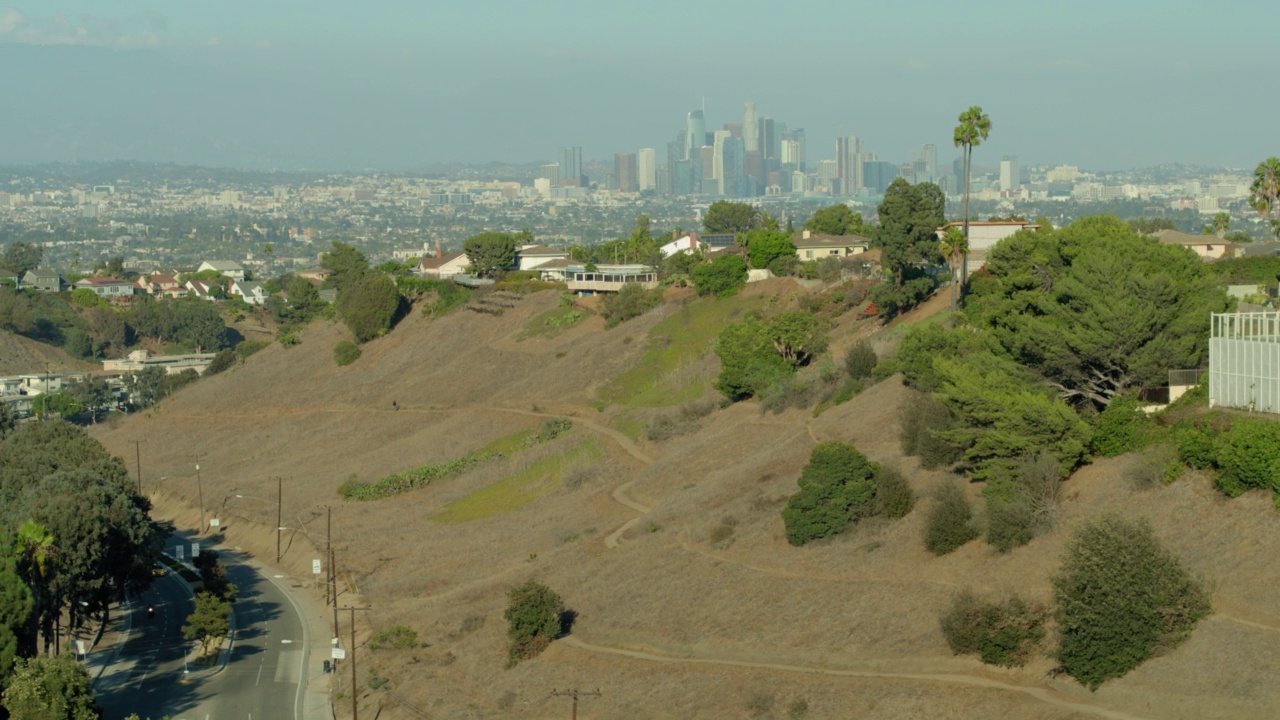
934;220;1040;272
1150;229;1238;261
418;251;470;279
792;231;873;261
104;349;217;376
21;268;64;293
660;234;701;258
74;276;135;298
139;273;184;298
563;263;658;294
185;278;225;300
230;280;269;305
516;245;569;271
197;260;246;281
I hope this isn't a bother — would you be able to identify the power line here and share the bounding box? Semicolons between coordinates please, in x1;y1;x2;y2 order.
551;688;601;720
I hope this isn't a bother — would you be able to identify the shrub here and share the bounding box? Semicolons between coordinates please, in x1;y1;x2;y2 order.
692;254;748;297
985;497;1035;553
924;480;978;555
503;580;566;666
899;391;963;469
783;443;878;545
204;348;237;375
844;342;877;380
767;254;798;277
1174;420;1218;470
709;516;737;548
1090;396;1151;457
714;317;793;401
369;625;418;650
1053;515;1211;690
334;340;362;366
1126;445;1182;490
234;339;269;360
940;590;1048;667
1214;416;1280;497
874;466;915;519
338;272;403;342
600;283;663;328
759;376;814;415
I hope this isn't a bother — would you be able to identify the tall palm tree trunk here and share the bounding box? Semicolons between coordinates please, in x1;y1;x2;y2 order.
961;147;971;288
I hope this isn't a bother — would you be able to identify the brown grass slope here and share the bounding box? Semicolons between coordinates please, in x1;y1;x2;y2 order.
94;288;1280;720
0;330;95;376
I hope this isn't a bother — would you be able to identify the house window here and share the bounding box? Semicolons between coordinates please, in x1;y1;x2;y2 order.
805;250;813;259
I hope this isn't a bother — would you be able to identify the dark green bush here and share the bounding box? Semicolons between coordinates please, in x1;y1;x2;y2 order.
1090;396;1151;457
334;340;362;366
783;442;878;545
504;580;566;666
900;390;963;468
204;348;237;375
874;466;915;519
924;480;978;555
940;590;1048;667
1053;514;1210;690
338;272;403;342
600;283;663;328
234;339;269;360
1214;416;1280;496
844;342;877;380
1174;420;1218;470
692;254;748;297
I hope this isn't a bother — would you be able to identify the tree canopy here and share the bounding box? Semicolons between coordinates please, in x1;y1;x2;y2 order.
691;254;747;297
1;244;43;277
703;201;762;235
462;232;517;279
320;241;370;292
337;272;402;343
741;228;795;270
803;204;872;237
877;178;945;289
2;653;98;720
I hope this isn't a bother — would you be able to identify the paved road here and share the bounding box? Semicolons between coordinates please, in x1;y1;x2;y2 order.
97;532;311;720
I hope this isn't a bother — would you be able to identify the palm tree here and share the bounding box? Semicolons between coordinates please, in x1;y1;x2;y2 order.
953;106;992;289
1251;157;1280;239
940;227;968;311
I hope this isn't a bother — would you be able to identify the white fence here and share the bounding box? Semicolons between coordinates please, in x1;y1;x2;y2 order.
1208;312;1280;414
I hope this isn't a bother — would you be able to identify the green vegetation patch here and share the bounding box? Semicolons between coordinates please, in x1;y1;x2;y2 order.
397;276;471;316
601;294;765;407
435;439;601;522
340;419;572;501
519;305;592;340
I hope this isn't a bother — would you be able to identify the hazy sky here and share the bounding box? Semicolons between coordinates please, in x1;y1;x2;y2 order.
0;1;1276;171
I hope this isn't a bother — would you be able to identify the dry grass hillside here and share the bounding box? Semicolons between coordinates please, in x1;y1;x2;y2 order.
0;330;95;376
93;284;1280;720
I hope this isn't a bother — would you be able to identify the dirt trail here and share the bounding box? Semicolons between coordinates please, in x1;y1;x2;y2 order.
560;637;1151;720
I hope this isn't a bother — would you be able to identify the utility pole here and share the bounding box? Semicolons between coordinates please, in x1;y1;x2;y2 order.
275;476;283;564
130;439;144;495
341;606;371;720
194;456;206;534
331;545;339;640
325;506;332;606
551;689;601;720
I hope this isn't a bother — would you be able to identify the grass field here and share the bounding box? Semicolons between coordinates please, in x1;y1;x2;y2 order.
517;304;591;340
434;439;601;522
600;294;764;407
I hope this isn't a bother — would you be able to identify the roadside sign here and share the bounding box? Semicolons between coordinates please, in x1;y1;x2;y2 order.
209;518;220;527
175;546;184;561
75;640;87;658
312;559;322;575
192;542;200;557
332;648;346;660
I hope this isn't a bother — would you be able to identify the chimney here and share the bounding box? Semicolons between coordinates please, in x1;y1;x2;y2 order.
672;229;678;240
435;238;442;259
802;229;811;239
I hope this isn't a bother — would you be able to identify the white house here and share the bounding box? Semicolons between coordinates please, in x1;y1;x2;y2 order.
792;231;873;261
515;245;569;271
185;278;224;300
73;276;135;298
660;234;701;258
230;279;269;306
197;260;246;281
934;220;1040;272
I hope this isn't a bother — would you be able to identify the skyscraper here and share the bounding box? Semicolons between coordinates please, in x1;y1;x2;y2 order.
836;135;863;196
742;102;759;153
685;110;706;161
785;128;807;172
722;135;746;197
1000;156;1021;193
922;144;937;183
615;153;638;193
638;148;657;192
713;130;730;196
558;147;584;187
540;163;561;189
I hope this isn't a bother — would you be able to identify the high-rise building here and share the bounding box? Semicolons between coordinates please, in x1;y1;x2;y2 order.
558;147;584;187
540;163;561;189
722;135;746;197
864;161;899;195
615;153;638;193
1000;156;1021;192
784;128;807;172
836;135;864;196
685;110;706;161
743;102;759;153
698;146;716;195
922;144;937;183
781;140;800;168
638;148;657;192
713;130;730;196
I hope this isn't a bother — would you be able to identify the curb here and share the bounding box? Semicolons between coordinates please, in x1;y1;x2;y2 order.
164;552;236;678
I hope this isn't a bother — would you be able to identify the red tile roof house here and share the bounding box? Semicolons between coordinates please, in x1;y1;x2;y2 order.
73;276;135;298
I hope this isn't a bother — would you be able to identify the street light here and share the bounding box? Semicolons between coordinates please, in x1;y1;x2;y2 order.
231;477;285;563
195;462;205;535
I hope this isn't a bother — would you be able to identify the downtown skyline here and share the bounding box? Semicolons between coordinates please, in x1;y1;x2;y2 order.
0;1;1275;171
